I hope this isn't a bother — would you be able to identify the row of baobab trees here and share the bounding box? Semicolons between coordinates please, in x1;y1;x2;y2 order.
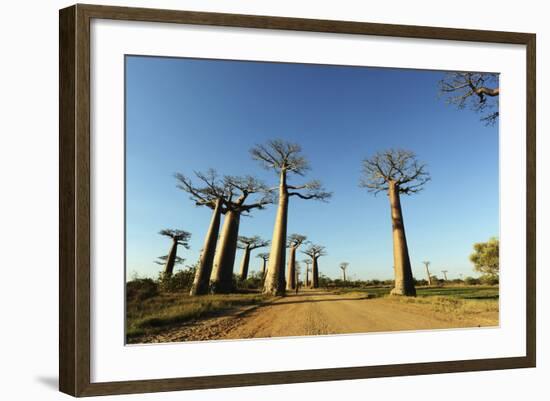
157;139;430;297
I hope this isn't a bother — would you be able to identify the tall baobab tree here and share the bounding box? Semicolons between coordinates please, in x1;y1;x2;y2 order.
158;229;191;279
210;176;273;293
439;72;499;124
250;140;331;295
303;259;312;287
302;244;326;289
286;234;308;290
360;149;430;296
155;255;185;270
295;262;301;292
339;262;349;283
422;261;432;286
237;236;269;281
441;270;449;281
257;253;270;278
176;170;230;296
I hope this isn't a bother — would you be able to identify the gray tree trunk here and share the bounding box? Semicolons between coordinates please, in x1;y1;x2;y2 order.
388;181;416;296
163;239;178;278
286;246;297;290
210;210;240;293
305;268;309;288
263;171;288;295
190;199;222;295
261;260;267;278
311;257;319;288
239;246;251;281
425;264;432;286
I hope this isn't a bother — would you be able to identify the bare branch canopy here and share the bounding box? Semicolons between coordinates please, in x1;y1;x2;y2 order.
237;235;270;250
360;149;430;195
158;229;191;248
439;72;499;124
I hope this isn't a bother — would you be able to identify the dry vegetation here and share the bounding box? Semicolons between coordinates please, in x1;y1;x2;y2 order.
126;292;270;342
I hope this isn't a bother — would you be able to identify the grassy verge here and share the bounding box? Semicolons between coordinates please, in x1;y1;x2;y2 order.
333;285;499;323
126;292;270;342
334;285;499;300
387;294;498;317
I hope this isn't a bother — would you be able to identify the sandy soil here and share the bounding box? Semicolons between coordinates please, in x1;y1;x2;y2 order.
134;290;498;344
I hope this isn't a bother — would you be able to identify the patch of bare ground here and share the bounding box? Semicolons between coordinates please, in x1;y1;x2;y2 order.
131;290;498;344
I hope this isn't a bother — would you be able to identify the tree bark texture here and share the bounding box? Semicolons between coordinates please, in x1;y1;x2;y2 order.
286;246;297;290
263;171;288;295
425;264;432;286
388;181;416;296
210;210;240;293
239;246;251;281
163;239;178;278
190;199;222;295
311;257;319;288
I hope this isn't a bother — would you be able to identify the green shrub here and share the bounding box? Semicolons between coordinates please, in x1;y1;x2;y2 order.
126;278;158;301
464;276;481;285
159;268;195;292
480;275;499;285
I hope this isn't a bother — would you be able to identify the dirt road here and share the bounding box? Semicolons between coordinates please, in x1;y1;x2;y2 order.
136;290;498;344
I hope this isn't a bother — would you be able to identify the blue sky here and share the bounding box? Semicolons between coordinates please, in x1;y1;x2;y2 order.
125;55;498;282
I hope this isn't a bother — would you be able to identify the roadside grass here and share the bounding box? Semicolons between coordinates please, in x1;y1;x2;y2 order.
387;294;499;318
126;292;269;342
336;285;499;300
416;286;499;300
333;285;499;322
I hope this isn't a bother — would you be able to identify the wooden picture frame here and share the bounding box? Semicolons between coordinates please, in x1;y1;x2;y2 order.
59;3;536;397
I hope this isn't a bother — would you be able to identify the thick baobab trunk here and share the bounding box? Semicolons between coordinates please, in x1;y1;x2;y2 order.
261;259;267;278
264;171;288;295
388;181;416;296
305;268;309;288
163;239;178;278
425;264;432;286
286;246;297;290
210;210;240;293
190;199;222;295
239;246;251;281
311;257;319;288
342;270;346;282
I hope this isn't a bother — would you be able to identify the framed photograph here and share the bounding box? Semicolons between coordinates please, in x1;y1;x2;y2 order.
59;4;536;397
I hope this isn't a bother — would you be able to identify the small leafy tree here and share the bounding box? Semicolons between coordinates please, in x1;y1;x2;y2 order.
470;237;499;279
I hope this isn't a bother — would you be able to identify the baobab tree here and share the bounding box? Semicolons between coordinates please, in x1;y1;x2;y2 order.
158;229;191;279
250;140;331;295
295;262;301;293
302;244;326;288
286;234;308;290
176;169;230;296
155;255;185;269
441;270;449;281
360;149;430;296
339;262;349;283
210;176;273;293
439;72;499;124
256;253;270;278
303;259;312;287
237;236;269;281
422;261;432;286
